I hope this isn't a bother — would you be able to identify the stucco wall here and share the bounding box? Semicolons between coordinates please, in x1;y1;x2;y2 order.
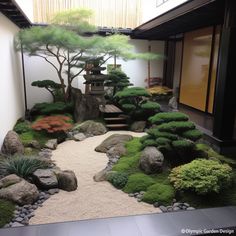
24;39;164;108
0;13;25;147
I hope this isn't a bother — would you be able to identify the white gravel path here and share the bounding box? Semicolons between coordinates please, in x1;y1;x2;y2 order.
30;131;160;225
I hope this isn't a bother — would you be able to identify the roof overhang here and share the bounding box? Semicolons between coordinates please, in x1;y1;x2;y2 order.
132;0;225;40
0;0;31;28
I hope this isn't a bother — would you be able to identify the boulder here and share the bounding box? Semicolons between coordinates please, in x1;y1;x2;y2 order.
73;133;86;141
0;178;39;205
32;169;58;189
56;170;77;191
28;140;41;149
139;146;164;174
0;174;21;189
106;144;127;158
74;120;107;136
95;134;133;153
72;88;100;122
1;131;24;155
168;96;178;111
130;121;146;132
93;169;116;182
45;139;57;150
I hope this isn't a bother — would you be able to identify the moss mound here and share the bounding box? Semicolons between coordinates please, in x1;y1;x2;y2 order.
142;183;175;205
0;199;15;228
123;173;155;193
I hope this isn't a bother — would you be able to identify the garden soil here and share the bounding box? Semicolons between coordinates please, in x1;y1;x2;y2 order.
30;131;160;225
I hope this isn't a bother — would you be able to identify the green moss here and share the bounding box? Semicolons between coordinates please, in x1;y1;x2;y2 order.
147;129;178;140
182;129;203;141
0;199;15;228
141;101;160;111
123;173;156;193
112;138;142;173
19;130;50;147
158;121;195;133
149;112;189;125
142;183;175;205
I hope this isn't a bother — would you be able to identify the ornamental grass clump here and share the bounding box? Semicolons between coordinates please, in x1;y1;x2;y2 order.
140;112;203;165
169;159;233;195
32;115;73;133
0;156;52;178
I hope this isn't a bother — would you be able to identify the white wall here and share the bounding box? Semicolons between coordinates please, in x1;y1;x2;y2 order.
24;39;165;108
141;0;189;24
0;13;25;147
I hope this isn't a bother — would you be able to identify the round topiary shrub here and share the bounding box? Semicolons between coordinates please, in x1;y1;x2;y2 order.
169;159;233;195
14;121;31;134
142;183;175;205
182;129;203;141
123;173;155;193
107;172;128;189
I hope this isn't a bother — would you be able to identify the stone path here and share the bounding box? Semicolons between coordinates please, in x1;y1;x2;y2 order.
29;131;160;225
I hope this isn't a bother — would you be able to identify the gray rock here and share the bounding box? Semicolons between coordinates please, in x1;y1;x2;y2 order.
107;144;127;159
74;120;107;136
11;222;24;227
139;147;164;174
93;169;110;182
187;207;195;210
153;202;159;208
72;88;101;122
173;202;181;207
0;179;39;205
173;207;180;211
137;199;142;202
159;206;167;212
95;134;133;153
168;96;178;111
15;217;23;222
0;174;21;189
184;203;190;207
32;169;58;189
45;139;57;150
48;188;59;195
28;140;41;149
1;131;24;155
129;193;135;197
56;170;77;191
38;149;52;159
130;121;146;132
73;133;86;141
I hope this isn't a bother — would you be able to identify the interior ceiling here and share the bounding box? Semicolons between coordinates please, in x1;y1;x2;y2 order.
0;0;31;28
132;0;225;40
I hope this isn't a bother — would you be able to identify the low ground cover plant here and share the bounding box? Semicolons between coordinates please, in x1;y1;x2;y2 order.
107;172;128;189
169;159;233;195
0;200;15;228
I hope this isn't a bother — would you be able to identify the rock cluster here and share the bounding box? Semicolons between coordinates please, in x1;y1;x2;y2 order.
128;191;145;202
93;134;132;182
4;189;59;228
156;202;195;212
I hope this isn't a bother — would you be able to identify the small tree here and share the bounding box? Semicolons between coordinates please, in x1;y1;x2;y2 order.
15;9;160;102
114;87;161;120
31;80;64;102
105;68;133;97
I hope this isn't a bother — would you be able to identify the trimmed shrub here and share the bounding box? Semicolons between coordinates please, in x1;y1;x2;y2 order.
107;172;128;189
0;156;52;178
141;139;157;148
149;112;189;125
0;199;15;228
147;129;178;140
169;159;233;195
32;115;73;133
122;103;136;111
182;129;203;141
140;135;152;143
123;173;155;193
172;140;194;150
158;121;195;133
14;121;31;134
141;101;161;111
115;87;151;99
31;102;73;116
156;137;171;146
142;183;175;205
